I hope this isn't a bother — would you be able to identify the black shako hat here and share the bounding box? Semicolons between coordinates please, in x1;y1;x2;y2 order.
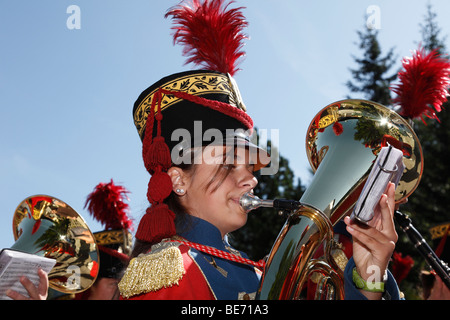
132;0;269;244
132;69;260;164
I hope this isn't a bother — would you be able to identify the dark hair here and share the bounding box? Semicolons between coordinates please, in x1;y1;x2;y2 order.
130;147;236;259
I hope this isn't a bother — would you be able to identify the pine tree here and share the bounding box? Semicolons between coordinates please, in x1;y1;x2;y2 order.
403;3;449;236
419;3;447;54
346;26;398;106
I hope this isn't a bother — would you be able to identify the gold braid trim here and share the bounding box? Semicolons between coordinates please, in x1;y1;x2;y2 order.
429;223;450;240
118;243;185;298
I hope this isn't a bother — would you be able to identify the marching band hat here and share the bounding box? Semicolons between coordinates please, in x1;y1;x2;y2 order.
132;69;266;169
421;222;449;299
133;0;269;244
85;179;133;279
429;222;449;264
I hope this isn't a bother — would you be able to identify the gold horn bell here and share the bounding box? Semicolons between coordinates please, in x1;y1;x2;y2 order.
12;195;99;296
257;99;423;300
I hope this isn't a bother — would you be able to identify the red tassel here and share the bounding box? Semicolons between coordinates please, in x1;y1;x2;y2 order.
147;170;173;204
139;85;176;243
142;89;173;175
135;204;176;243
144;136;172;174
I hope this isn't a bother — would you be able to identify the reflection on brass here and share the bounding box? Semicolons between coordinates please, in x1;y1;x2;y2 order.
304;99;423;221
11;195;99;295
257;99;423;300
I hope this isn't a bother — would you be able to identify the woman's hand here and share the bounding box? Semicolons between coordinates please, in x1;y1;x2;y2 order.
344;182;398;300
6;268;49;300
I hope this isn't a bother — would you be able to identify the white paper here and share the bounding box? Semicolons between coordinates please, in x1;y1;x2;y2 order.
0;249;56;300
350;145;405;224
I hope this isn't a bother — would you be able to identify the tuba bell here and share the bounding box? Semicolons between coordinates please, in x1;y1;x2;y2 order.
11;195;99;297
256;99;423;300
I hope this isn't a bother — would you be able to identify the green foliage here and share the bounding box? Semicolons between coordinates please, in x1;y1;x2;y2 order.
419;3;447;54
346;27;398;106
347;4;450;300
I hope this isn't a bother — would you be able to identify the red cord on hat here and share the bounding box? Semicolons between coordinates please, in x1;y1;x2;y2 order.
158;88;253;130
136;88;176;243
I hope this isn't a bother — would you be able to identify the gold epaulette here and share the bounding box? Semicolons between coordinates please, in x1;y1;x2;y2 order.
118;241;185;299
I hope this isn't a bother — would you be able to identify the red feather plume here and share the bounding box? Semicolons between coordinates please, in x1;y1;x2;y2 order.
391;251;414;284
85;179;133;231
391;47;450;123
165;0;248;76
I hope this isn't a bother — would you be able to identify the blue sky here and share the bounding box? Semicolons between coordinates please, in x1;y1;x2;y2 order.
1;0;450;250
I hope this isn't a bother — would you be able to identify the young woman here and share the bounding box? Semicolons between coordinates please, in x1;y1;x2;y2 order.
118;0;402;301
7;0;402;301
118;141;400;300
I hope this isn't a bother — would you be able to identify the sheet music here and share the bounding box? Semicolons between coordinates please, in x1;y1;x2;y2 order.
351;145;405;224
0;249;56;300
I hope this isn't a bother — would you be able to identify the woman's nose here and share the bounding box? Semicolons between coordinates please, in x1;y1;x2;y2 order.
238;168;258;190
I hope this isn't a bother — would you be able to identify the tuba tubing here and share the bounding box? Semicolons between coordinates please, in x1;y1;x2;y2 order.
240;192;345;299
254;99;423;300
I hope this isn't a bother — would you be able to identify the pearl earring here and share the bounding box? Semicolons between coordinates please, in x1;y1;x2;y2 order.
176;189;185;194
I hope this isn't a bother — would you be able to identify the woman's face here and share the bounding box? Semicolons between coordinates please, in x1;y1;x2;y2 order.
180;146;258;238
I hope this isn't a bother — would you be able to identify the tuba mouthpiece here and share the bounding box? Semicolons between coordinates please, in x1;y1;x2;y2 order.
240;193;301;213
239;192;273;213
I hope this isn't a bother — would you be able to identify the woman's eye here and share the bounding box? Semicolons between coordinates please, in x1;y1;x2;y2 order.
223;164;236;170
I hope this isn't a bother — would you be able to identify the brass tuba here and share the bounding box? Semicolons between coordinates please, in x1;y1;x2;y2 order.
256;99;423;300
11;195;99;296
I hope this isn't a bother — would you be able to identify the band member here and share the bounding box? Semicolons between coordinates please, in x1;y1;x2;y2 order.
76;179;133;300
118;0;402;300
5;268;49;300
421;222;450;300
7;180;132;300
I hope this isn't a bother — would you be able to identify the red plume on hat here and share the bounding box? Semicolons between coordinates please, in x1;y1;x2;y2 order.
166;0;248;76
135;0;249;243
391;251;414;284
391;46;450;123
85;179;133;231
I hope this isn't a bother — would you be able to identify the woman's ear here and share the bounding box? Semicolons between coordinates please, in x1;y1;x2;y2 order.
167;167;187;196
